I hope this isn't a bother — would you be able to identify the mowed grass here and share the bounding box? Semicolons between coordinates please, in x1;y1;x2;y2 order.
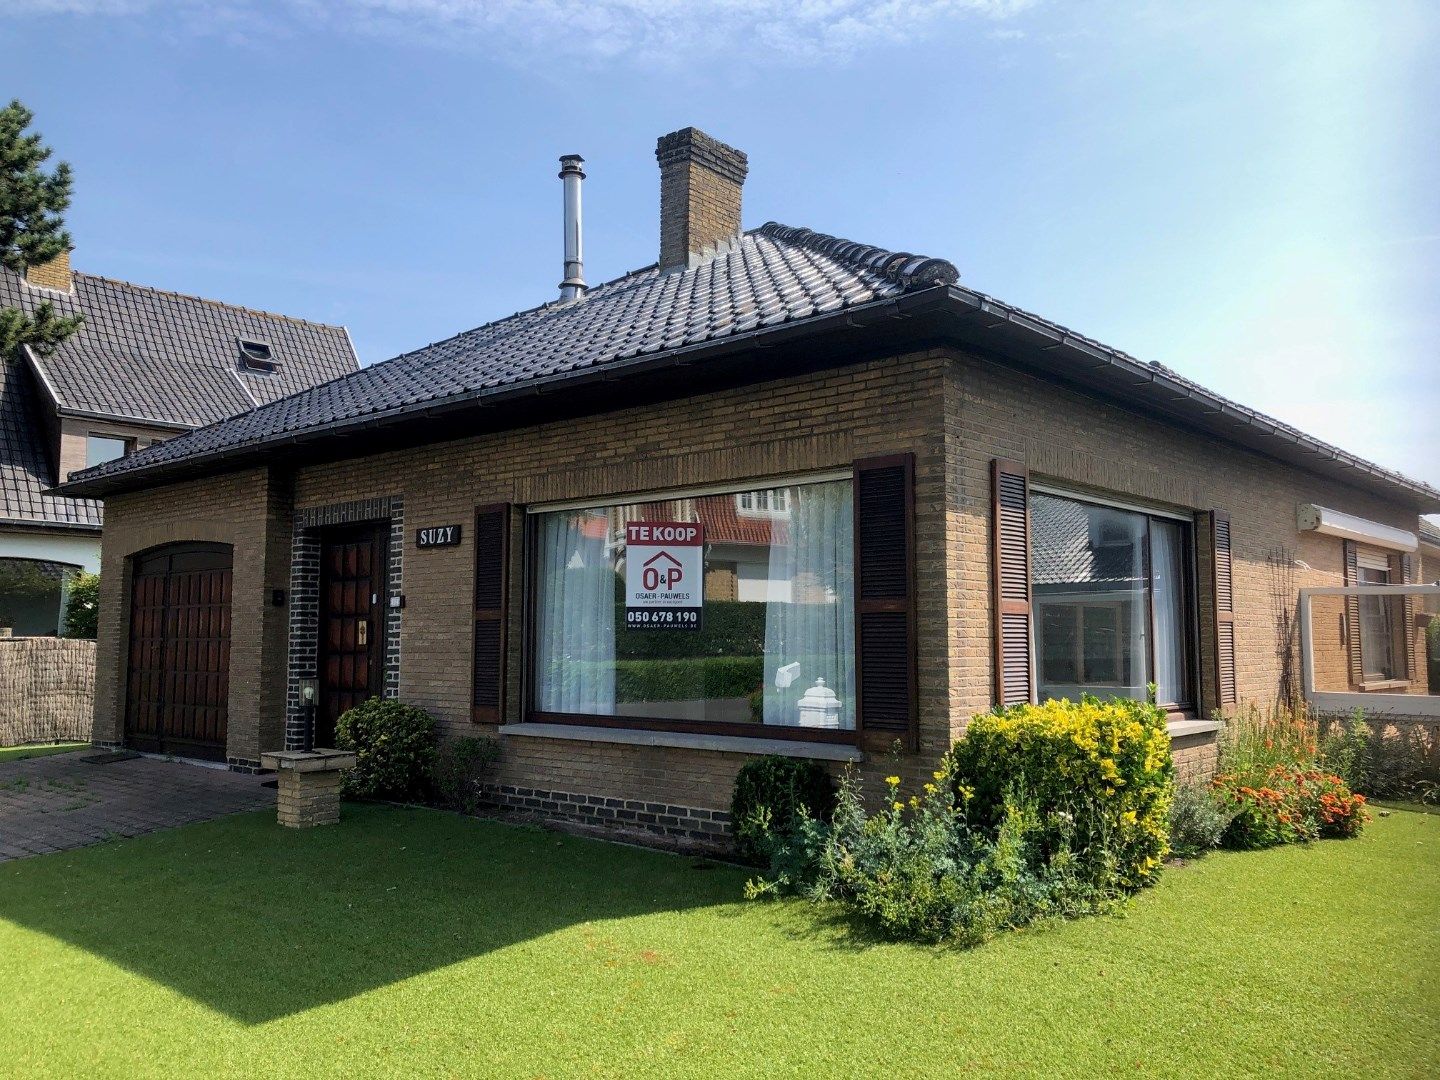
0;742;88;763
0;804;1436;1079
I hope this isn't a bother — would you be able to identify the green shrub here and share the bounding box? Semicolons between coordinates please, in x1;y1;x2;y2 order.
546;656;764;705
335;698;439;801
62;572;99;639
1167;783;1234;858
614;600;766;660
750;769;1122;946
1318;710;1437;799
1428;617;1439;694
945;696;1174;888
433;736;500;814
730;755;835;865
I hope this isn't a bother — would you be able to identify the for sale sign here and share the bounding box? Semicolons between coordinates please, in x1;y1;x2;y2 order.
624;521;703;631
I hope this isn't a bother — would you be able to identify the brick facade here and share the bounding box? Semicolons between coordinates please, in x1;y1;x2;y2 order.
90;347;1430;849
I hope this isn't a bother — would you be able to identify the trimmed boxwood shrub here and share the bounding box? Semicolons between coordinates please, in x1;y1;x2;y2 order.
731;755;836;864
946;696;1175;888
335;698;439;800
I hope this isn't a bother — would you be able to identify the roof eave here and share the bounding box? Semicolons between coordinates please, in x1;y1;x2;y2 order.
52;285;1440;516
54;288;952;500
941;286;1440;514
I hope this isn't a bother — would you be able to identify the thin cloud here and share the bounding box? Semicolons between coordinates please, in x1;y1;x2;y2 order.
5;0;1036;65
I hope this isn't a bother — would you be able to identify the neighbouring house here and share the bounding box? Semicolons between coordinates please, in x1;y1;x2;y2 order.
0;253;358;636
57;129;1438;848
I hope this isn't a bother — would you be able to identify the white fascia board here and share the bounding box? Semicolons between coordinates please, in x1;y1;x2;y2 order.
1296;504;1418;552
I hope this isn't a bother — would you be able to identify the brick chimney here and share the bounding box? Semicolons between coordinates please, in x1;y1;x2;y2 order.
25;249;73;292
656;128;748;271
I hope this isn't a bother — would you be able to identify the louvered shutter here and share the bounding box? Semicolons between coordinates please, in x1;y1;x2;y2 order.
1343;540;1363;687
991;460;1033;706
1210;510;1238;707
853;454;917;748
471;504;510;723
1397;551;1418;682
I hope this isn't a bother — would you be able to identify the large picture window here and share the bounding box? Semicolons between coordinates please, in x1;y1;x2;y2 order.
530;477;855;738
1030;491;1195;708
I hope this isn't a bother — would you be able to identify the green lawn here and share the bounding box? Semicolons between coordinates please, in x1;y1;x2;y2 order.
0;742;88;763
1;805;1436;1078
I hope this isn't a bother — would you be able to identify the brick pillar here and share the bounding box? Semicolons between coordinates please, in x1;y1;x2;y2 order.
262;749;355;828
275;769;342;827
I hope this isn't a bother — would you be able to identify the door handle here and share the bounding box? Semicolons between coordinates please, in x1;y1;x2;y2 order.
357;619;368;646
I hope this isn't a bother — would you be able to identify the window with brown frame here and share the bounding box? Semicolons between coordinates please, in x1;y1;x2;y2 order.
525;475;858;743
1029;490;1197;710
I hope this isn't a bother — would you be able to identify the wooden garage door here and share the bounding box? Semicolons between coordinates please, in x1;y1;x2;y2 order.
125;543;232;761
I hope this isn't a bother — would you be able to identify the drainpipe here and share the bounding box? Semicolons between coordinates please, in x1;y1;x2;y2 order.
559;155;586;301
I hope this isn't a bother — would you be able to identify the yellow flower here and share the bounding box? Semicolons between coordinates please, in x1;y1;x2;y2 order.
892;801;904;811
932;770;946;781
885;775;901;787
1121;810;1138;825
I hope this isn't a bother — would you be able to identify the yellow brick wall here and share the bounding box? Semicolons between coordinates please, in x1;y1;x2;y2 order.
943;351;1426;727
90;345;1430;819
92;468;291;765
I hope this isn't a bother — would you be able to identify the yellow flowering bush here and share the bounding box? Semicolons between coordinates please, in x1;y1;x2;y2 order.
946;696;1175;889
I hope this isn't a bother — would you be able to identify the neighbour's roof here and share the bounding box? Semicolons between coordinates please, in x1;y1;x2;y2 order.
0;264;358;529
1421;519;1440;550
56;222;1440;514
0;267;358;428
0;355;101;529
1030;492;1143;588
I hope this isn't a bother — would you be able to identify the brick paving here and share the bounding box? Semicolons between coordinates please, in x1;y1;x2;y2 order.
0;752;273;862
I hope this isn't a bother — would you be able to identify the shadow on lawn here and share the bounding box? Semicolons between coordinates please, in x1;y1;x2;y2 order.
0;803;742;1024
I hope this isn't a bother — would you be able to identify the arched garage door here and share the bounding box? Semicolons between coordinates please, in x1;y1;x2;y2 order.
125;543;232;761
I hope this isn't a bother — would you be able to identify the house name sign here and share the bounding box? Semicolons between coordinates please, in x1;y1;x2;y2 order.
415;525;462;549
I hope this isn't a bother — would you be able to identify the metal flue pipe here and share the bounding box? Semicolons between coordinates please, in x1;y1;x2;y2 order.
558;155;586;301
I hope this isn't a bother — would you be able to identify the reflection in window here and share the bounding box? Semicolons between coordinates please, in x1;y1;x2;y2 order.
533;479;854;731
1357;565;1398;680
0;559;80;636
1031;492;1193;707
86;434;130;468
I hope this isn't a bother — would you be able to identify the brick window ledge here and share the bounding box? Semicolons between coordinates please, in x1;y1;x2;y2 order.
1167;718;1222;739
498;722;865;762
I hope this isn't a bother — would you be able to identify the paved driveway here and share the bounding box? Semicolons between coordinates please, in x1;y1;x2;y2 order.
0;752;273;862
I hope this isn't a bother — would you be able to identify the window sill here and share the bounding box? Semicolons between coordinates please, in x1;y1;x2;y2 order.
1166;718;1221;739
497;723;865;762
1359;679;1410;692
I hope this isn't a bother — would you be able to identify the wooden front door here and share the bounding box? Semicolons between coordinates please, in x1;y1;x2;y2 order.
125;543;233;761
317;524;388;746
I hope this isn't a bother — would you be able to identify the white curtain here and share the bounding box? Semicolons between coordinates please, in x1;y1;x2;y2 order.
1150;519;1186;706
535;510;616;714
762;482;856;728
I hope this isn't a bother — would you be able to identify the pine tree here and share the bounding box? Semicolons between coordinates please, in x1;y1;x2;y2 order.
0;99;83;356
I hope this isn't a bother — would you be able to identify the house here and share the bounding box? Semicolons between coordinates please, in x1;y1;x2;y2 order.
57;129;1438;844
0;253;358;635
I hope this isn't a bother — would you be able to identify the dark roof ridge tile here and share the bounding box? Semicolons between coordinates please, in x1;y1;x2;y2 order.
755;222;959;290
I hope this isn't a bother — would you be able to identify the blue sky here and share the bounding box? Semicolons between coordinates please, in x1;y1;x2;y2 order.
4;1;1437;489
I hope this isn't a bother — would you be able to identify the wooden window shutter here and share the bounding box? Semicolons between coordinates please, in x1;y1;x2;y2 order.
471;504;510;723
1396;551;1418;681
991;459;1033;706
1209;510;1237;707
853;454;917;748
1343;540;1363;687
